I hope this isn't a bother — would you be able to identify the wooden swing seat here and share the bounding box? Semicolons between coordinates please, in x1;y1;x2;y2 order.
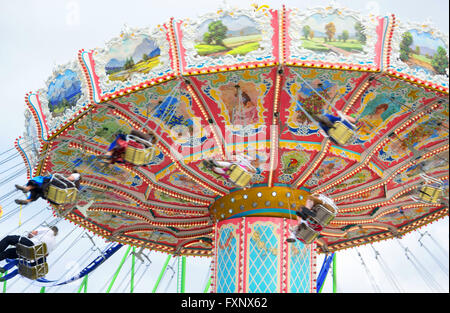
16;242;48;260
45;174;78;204
294;223;319;244
16;242;49;280
124;136;155;165
419;186;443;204
328;121;354;146
227;164;253;188
18;262;48;280
308;195;337;226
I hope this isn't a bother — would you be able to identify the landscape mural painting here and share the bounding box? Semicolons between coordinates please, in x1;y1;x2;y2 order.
46;69;82;117
195;15;262;57
399;29;449;76
300;13;365;56
105;35;161;81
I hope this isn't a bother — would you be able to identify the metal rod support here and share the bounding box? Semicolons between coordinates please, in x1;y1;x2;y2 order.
152;254;172;293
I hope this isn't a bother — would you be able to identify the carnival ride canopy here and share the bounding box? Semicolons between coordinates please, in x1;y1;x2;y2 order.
15;4;449;256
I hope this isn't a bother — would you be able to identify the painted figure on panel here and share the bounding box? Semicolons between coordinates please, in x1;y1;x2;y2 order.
218;81;259;125
356;93;403;138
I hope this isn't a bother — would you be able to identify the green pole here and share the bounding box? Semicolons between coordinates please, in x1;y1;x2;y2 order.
180;256;186;293
78;275;88;293
39;286;46;293
130;247;136;293
152;254;172;293
106;245;132;293
332;253;337;293
83;275;88;293
1;272;7;293
203;277;212;293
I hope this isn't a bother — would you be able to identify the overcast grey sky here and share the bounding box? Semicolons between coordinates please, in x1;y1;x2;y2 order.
0;0;448;293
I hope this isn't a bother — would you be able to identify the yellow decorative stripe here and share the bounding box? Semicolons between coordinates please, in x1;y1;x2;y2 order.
210;186;310;222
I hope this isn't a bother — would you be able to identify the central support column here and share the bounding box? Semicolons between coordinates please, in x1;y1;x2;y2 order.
210;187;317;293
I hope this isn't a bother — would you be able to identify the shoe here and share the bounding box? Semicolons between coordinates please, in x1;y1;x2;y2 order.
209;159;220;167
15;199;29;205
286;238;296;243
15;184;28;193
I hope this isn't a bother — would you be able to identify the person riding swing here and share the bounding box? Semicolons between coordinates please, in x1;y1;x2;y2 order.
102;129;157;165
14;170;81;205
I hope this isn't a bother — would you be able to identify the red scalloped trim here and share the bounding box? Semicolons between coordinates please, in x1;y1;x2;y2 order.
310;243;316;293
167;18;181;77
99;74;178;103
383;14;395;69
287;60;380;72
78;49;96;105
14;137;31;180
279;5;286;64
237;217;245;292
184;60;280;77
24;93;46;145
280;218;289;292
210;223;217;292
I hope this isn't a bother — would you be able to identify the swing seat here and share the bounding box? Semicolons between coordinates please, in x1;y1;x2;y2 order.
227;164;253;188
46;185;78;204
309;195;338;226
18;261;48;280
419;186;442;204
312;204;336;226
16;242;48;260
328;121;354;146
124;136;155;166
295;223;319;244
45;174;78;204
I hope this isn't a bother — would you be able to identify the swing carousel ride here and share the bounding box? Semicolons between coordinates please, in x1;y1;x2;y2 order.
15;4;449;292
